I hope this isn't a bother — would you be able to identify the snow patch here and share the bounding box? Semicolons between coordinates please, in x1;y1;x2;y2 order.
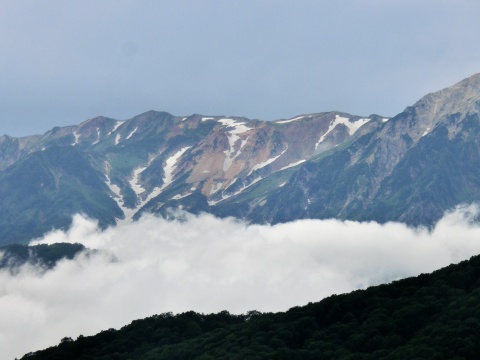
208;177;263;206
143;147;191;204
92;129;101;145
209;182;224;196
382;118;389;123
201;117;215;121
162;147;191;190
115;134;121;145
108;121;125;136
105;174;122;199
128;154;164;199
219;119;251;171
104;166;136;222
130;166;148;196
218;119;251;135
316;115;370;149
422;127;431;137
172;193;192;200
226;177;238;189
248;147;288;176
217;118;235;126
126;127;138;140
279;159;306;171
72;131;80;146
237;138;248;155
121;147;191;220
276;115;305;124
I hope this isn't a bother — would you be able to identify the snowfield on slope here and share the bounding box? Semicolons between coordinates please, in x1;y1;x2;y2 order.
316;115;370;149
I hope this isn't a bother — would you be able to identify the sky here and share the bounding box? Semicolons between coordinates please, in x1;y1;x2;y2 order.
2;205;480;359
1;1;480;137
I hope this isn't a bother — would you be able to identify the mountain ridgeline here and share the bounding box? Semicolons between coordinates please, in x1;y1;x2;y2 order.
2;73;480;243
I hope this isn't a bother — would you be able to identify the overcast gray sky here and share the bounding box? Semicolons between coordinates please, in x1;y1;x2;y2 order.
1;0;480;136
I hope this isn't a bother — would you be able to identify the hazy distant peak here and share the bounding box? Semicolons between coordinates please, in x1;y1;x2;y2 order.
397;72;480;142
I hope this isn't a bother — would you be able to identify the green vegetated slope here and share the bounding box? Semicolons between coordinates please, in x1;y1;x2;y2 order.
0;242;86;271
0;146;122;245
21;254;480;360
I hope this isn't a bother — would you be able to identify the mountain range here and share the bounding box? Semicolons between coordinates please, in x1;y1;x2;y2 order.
2;73;480;244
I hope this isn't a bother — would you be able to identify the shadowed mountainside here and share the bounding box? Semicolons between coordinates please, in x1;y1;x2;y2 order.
20;253;480;360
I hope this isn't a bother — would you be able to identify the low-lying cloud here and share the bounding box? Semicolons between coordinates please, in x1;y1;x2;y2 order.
3;205;480;359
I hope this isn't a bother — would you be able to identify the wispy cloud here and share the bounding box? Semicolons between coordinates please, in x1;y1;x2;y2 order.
3;205;480;359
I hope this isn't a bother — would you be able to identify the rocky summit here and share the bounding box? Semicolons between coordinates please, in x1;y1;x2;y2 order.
1;73;480;244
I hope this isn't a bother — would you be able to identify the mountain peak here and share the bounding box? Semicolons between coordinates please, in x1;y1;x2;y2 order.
458;71;480;85
438;72;480;100
404;72;480;139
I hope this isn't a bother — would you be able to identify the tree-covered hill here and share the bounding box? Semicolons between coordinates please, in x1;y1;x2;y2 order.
20;254;480;360
0;242;86;272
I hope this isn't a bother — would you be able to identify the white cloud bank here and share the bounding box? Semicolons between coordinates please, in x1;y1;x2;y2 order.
3;205;480;359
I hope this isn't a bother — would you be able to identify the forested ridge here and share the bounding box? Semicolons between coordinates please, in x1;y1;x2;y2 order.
0;242;86;271
20;254;480;360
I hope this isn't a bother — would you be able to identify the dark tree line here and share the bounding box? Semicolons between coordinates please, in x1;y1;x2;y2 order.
21;254;480;360
0;242;86;272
